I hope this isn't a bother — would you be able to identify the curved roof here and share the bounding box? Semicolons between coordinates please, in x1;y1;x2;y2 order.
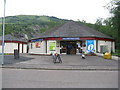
33;21;114;39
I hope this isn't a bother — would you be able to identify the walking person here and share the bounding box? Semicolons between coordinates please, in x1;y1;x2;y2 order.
53;53;62;63
57;53;62;63
52;53;56;63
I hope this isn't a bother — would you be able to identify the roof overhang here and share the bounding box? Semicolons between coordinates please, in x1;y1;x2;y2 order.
29;37;115;42
0;40;27;44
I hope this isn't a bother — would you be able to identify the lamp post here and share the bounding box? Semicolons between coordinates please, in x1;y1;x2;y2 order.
1;0;6;65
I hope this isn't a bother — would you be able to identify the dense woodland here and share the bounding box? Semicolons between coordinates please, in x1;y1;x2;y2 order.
0;0;119;55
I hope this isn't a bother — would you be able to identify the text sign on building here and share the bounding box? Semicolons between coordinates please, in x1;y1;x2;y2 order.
31;39;43;42
62;38;80;40
86;40;94;52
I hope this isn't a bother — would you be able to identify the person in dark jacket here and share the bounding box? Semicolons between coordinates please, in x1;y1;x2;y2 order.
54;53;62;63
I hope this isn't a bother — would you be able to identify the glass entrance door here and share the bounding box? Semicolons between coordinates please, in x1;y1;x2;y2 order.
60;41;76;54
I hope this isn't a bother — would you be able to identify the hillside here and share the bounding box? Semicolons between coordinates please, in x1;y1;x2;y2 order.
0;15;68;39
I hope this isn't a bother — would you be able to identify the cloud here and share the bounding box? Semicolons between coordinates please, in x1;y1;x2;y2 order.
0;0;111;23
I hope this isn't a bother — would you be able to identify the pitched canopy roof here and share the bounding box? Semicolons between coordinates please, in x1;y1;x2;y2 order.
0;34;27;42
34;21;113;39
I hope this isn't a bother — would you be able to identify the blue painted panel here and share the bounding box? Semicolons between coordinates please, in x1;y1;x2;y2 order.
62;38;80;40
86;40;94;52
31;39;43;42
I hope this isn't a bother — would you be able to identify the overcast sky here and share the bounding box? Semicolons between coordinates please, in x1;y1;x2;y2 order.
0;0;111;23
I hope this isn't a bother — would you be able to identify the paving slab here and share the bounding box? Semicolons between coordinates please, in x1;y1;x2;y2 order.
1;54;118;70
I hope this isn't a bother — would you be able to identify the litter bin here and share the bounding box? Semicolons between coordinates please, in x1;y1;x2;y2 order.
103;52;111;59
14;49;19;59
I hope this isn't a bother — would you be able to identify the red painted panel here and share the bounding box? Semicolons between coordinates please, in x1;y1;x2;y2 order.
80;37;95;40
44;37;62;40
80;37;115;41
3;40;27;44
28;40;31;42
29;37;115;42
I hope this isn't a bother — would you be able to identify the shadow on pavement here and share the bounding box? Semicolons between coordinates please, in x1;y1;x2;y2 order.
4;55;34;65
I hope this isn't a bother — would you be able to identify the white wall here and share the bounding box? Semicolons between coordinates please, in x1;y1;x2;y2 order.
97;40;115;53
0;43;27;54
19;44;27;53
29;40;61;54
28;39;115;55
85;40;115;53
0;46;1;53
29;41;46;54
56;41;60;54
4;43;18;53
23;44;27;53
19;44;22;53
112;41;115;52
94;40;96;53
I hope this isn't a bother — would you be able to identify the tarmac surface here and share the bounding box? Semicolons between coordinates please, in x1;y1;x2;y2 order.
1;54;119;70
3;69;118;88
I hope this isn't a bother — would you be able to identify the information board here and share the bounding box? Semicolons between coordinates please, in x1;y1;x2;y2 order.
86;40;94;52
49;42;56;51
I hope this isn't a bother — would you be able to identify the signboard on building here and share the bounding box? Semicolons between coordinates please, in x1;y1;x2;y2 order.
32;39;43;42
62;38;80;40
49;42;56;51
35;42;41;48
86;40;94;52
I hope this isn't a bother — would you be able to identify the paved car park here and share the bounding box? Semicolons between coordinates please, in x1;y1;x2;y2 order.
1;54;118;70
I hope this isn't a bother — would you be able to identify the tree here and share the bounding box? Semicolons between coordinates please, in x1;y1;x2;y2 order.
95;18;103;31
106;0;120;54
111;1;120;53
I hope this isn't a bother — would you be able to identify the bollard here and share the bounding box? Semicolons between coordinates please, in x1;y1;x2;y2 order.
14;49;19;59
103;52;111;59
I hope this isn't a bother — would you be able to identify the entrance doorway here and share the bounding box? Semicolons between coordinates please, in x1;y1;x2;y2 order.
60;41;76;54
67;41;76;54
